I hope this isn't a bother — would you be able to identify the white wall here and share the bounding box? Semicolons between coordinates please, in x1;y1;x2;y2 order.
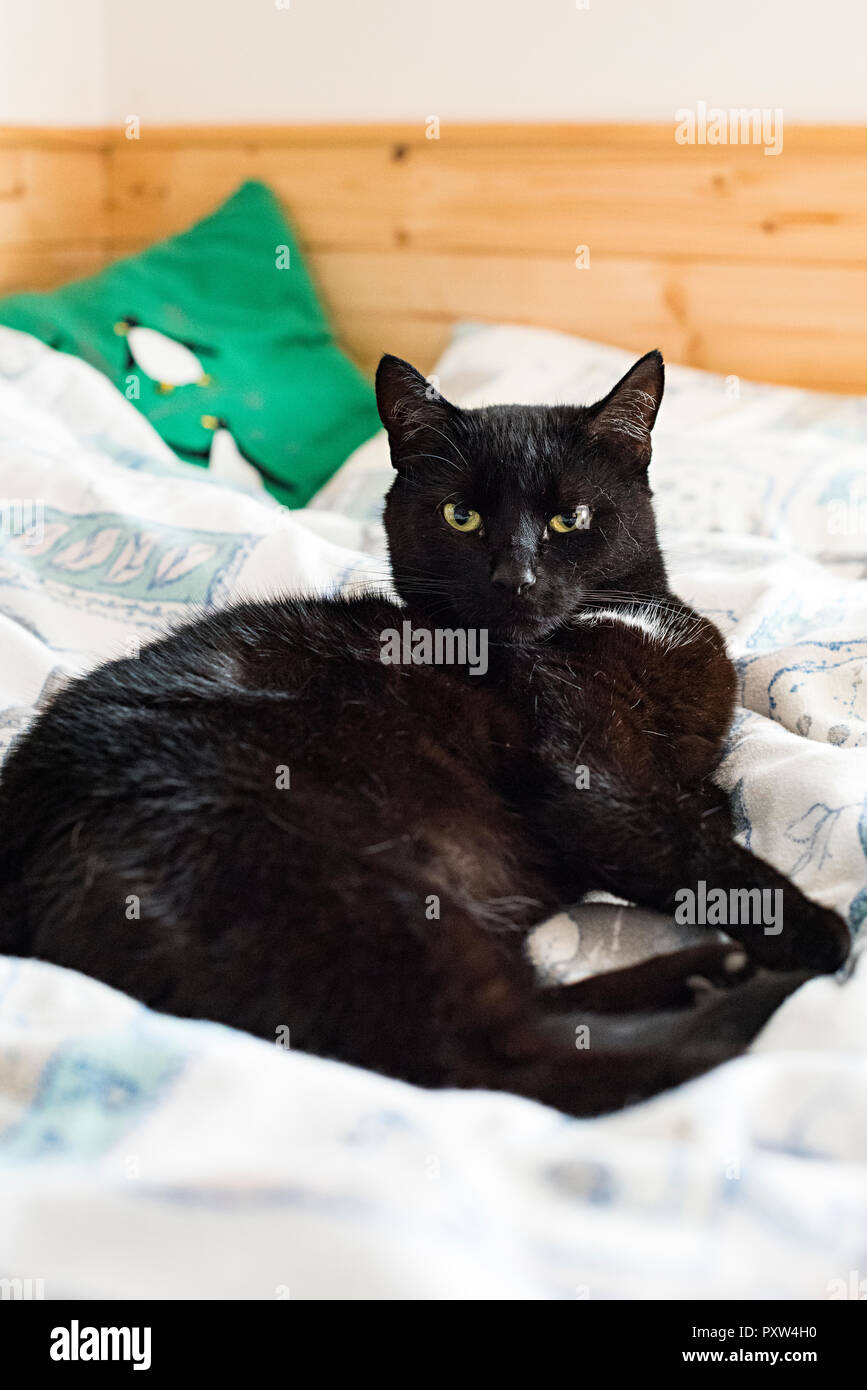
0;1;107;124
3;0;866;126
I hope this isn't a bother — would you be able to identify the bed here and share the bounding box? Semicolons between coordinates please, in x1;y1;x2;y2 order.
0;124;865;1301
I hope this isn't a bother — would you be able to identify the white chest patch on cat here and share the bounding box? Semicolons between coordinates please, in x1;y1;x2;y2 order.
571;603;698;653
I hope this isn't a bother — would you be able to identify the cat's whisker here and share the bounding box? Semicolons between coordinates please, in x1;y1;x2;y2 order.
402;451;468;476
408;422;472;471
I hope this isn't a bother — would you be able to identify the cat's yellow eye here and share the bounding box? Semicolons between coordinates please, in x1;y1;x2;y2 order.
550;506;591;534
443;502;482;533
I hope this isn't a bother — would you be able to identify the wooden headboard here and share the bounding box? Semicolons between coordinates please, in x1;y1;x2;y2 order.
1;123;866;392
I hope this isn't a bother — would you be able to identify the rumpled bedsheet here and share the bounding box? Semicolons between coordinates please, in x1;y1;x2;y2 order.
0;325;865;1299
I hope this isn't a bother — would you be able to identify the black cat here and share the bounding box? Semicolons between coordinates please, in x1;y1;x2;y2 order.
0;351;849;1116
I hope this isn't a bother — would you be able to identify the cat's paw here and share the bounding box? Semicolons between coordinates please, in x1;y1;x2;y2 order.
740;900;850;974
542;940;756;1015
684;946;755;1000
789;904;851;973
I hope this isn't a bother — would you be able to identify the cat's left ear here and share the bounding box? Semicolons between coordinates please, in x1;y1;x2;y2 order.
375;354;457;467
587;350;664;468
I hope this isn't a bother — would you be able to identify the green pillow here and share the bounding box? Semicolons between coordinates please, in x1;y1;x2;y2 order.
0;180;379;506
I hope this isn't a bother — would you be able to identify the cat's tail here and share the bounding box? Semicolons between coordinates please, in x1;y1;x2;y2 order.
511;964;816;1117
452;934;821;1118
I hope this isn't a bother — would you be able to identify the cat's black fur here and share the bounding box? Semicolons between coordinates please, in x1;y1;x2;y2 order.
0;351;849;1116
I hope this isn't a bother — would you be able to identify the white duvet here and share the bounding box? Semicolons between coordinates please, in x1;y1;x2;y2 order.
0;323;865;1301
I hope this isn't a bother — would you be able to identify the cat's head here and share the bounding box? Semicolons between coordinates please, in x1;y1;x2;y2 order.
378;350;668;642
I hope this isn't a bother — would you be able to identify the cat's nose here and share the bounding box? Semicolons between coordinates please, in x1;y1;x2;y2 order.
491;560;537;596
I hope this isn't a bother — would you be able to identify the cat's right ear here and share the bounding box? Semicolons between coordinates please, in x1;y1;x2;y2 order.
375;355;456;467
587;349;665;469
